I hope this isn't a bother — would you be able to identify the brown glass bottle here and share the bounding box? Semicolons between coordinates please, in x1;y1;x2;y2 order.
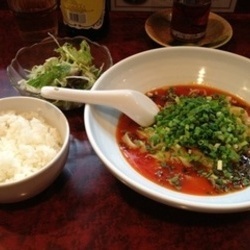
60;0;109;40
170;0;211;43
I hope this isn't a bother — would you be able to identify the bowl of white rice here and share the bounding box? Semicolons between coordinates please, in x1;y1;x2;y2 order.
0;96;70;203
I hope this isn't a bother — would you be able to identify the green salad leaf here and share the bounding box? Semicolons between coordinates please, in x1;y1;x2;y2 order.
18;36;103;93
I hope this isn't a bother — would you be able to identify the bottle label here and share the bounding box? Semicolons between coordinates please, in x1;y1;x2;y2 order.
171;29;206;41
61;0;105;30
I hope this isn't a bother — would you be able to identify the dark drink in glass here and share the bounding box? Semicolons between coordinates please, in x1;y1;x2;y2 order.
7;0;58;42
170;0;211;43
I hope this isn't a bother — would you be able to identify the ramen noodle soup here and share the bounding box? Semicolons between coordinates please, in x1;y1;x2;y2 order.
117;85;250;196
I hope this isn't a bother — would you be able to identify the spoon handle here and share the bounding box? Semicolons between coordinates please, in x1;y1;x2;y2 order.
41;86;128;107
41;86;159;127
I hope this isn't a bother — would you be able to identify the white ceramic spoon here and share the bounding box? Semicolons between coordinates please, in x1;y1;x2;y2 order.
41;86;159;127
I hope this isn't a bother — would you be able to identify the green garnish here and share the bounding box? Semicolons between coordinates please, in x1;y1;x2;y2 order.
151;95;248;165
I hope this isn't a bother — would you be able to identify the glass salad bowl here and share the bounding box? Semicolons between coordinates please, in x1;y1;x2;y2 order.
7;36;113;110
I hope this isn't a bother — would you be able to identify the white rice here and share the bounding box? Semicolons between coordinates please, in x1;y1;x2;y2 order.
0;110;62;184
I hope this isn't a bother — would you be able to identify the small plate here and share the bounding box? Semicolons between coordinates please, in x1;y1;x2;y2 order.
145;10;233;48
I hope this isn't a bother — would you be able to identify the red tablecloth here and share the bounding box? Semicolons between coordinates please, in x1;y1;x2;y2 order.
0;3;250;249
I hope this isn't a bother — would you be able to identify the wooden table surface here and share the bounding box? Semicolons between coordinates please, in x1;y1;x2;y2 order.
0;1;250;249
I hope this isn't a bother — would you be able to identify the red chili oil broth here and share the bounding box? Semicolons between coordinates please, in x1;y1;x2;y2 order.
116;84;250;196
